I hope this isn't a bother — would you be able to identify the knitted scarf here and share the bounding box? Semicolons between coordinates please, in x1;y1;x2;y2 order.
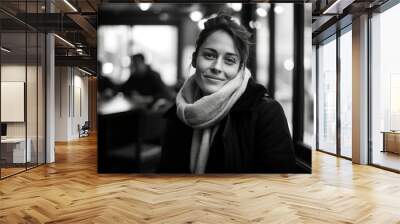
176;68;251;173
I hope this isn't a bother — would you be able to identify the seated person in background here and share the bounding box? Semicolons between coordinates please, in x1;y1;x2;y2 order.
123;53;175;111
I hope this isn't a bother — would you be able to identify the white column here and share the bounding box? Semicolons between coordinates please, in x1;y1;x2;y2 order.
46;33;55;163
45;0;55;163
352;14;369;164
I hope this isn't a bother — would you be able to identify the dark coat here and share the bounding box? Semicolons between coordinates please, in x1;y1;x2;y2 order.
158;79;296;173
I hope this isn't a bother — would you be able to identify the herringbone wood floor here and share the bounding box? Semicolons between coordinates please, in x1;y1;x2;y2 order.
1;134;400;223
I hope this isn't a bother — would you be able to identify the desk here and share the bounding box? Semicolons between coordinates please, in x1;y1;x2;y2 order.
382;131;400;154
1;138;31;163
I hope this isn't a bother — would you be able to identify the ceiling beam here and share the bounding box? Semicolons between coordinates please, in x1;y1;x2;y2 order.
67;13;97;47
322;0;356;14
55;55;96;71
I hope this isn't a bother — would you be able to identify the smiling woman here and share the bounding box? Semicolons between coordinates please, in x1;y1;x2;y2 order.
158;14;297;174
194;30;241;95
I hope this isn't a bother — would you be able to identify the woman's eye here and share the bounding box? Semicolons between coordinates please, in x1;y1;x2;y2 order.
203;53;216;60
225;58;237;65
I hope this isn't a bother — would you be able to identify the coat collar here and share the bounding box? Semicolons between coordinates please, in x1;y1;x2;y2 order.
230;78;268;112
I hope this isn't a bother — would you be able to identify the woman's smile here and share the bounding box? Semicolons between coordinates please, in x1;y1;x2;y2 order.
203;73;225;81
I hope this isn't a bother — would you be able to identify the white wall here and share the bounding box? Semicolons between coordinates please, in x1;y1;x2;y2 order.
55;67;89;141
55;67;69;141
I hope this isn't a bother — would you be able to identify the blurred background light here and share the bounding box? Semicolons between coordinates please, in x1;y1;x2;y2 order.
190;11;203;22
231;3;242;12
274;5;284;14
102;62;114;75
138;3;152;11
284;59;294;71
256;7;267;17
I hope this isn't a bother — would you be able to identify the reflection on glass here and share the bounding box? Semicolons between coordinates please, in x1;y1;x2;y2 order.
318;36;337;154
340;29;352;158
27;31;38;169
38;32;46;165
371;4;400;171
1;31;27;177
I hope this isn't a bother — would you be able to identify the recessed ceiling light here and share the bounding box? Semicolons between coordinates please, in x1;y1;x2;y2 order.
54;34;75;48
63;0;78;12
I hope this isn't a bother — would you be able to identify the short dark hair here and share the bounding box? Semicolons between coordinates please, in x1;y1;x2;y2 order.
192;14;252;70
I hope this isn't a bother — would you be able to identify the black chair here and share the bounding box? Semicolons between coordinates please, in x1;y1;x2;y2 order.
79;121;90;138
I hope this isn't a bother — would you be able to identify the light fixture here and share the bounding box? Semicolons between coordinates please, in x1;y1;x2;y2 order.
54;34;75;48
256;7;267;17
63;0;78;12
322;0;354;15
1;47;11;53
138;3;152;11
190;11;203;22
78;67;92;76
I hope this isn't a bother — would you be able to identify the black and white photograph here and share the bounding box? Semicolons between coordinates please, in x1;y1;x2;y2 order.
97;3;313;173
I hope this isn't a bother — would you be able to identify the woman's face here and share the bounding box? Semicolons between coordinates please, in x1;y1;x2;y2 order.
194;30;241;95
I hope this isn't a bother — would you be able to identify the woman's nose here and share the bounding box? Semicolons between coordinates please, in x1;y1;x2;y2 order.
210;57;223;73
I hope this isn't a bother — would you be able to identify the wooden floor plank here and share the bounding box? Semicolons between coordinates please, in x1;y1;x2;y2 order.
1;134;400;223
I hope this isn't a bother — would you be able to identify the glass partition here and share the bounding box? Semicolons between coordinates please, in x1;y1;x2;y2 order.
1;30;28;177
38;32;45;165
339;28;352;158
27;29;38;169
317;35;337;154
0;1;46;178
371;3;400;171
